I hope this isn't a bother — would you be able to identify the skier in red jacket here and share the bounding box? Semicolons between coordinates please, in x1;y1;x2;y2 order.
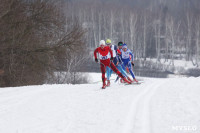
94;40;131;89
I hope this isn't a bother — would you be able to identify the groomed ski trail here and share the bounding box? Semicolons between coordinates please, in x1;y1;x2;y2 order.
1;75;200;133
123;79;165;133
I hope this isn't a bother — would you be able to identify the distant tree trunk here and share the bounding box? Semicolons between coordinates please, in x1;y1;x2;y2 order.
129;14;137;51
121;11;125;42
98;12;101;41
167;17;181;66
186;12;193;61
143;15;147;60
195;18;200;67
154;20;161;62
164;22;169;62
110;10;114;39
158;21;161;62
91;9;97;48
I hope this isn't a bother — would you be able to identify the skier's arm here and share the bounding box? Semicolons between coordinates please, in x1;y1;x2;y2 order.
94;48;99;62
129;51;135;66
108;47;113;59
118;55;123;63
129;51;134;62
114;45;118;54
114;45;119;64
94;48;98;59
116;55;119;62
118;54;123;64
115;55;119;66
117;49;121;55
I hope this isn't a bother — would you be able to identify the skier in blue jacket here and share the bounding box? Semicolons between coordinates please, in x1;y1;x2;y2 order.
114;42;133;83
120;44;138;83
106;40;133;86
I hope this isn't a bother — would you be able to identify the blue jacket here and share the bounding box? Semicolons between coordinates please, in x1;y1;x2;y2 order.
121;49;134;63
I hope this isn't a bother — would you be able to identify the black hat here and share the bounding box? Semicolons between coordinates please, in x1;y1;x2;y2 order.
118;42;123;46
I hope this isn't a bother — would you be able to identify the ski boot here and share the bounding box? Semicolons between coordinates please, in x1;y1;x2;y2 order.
134;78;138;83
102;83;106;89
107;80;110;87
123;77;132;84
127;77;134;83
120;78;124;83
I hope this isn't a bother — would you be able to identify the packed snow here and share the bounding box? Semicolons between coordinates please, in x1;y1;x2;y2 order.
0;73;200;133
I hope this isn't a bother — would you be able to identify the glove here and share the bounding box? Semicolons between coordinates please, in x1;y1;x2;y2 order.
95;58;98;62
131;62;134;66
110;57;113;61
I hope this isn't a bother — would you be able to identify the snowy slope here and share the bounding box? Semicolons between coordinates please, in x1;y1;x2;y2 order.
0;73;200;133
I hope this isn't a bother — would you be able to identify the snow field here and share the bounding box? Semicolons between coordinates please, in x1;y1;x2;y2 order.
0;73;200;133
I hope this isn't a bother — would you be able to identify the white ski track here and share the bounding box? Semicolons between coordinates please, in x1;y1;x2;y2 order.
122;79;165;133
0;74;200;133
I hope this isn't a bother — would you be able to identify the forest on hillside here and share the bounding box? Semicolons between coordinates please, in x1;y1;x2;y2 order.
66;0;200;66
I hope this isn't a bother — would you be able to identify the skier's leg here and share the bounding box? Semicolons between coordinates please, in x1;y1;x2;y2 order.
115;65;123;83
109;67;113;79
118;63;127;82
128;62;137;82
100;63;106;88
106;66;111;81
121;63;126;71
117;64;133;82
110;58;118;80
108;68;112;86
106;66;111;86
110;62;131;84
117;65;128;77
115;65;125;83
110;62;123;78
115;76;120;82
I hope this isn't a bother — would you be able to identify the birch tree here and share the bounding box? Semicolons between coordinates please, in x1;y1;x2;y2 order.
166;17;181;66
185;11;193;61
129;13;138;51
194;17;200;67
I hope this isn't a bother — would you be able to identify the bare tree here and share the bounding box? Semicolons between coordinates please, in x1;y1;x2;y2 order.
0;0;86;87
64;0;200;70
166;16;181;66
185;11;193;61
129;13;138;52
194;17;200;67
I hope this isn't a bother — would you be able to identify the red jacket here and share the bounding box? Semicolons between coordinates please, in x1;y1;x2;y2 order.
94;46;113;61
117;48;121;55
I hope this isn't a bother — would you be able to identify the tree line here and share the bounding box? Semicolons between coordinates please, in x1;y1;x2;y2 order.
1;0;200;86
67;0;200;67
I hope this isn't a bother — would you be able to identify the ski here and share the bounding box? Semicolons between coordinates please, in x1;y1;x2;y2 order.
124;81;144;85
